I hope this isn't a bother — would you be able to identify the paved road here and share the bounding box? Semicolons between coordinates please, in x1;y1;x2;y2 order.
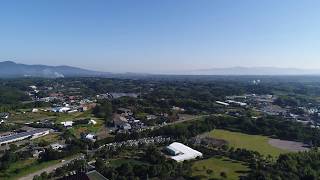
19;156;81;180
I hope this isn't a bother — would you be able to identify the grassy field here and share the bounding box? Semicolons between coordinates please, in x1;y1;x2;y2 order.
68;118;104;137
53;111;93;123
192;157;249;180
209;129;288;156
0;158;60;180
9;112;52;123
9;110;93;124
33;133;60;144
0;154;79;180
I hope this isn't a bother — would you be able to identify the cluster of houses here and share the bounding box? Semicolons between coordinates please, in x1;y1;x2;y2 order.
222;94;280;114
112;108;145;132
96;92;139;100
26;85;97;114
224;94;320;129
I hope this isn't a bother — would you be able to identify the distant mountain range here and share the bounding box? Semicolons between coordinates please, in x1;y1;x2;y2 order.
0;61;110;78
1;61;320;78
186;67;320;75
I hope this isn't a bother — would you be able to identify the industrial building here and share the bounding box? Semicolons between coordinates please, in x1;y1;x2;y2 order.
0;128;50;145
165;142;203;162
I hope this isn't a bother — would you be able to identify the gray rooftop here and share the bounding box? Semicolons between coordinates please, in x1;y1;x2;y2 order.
0;128;49;143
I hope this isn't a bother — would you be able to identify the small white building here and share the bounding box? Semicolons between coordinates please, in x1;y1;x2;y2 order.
226;100;247;107
61;121;74;127
166;142;202;162
50;143;65;150
85;134;96;142
172;106;185;112
122;123;131;130
67;109;78;113
52;107;71;113
89;119;97;125
29;85;37;90
216;101;230;106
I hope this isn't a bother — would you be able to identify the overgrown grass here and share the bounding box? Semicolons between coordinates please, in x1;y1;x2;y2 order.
33;133;60;144
9;111;52;123
69;119;104;137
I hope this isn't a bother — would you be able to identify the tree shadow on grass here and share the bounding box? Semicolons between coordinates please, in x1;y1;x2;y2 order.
235;170;251;174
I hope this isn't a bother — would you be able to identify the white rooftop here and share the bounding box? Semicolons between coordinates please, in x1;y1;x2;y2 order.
61;121;73;127
167;142;202;162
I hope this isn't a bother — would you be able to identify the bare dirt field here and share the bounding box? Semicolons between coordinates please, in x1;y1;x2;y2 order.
268;139;309;152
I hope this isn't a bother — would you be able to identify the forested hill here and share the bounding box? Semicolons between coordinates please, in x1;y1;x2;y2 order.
0;61;110;78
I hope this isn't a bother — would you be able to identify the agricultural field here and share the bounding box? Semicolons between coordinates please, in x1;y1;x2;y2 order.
8;110;93;124
192;157;249;180
33;133;61;144
8;111;53;123
53;111;93;123
209;129;288;156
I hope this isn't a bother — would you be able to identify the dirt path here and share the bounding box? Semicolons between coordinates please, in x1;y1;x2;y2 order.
268;139;309;152
18;156;81;180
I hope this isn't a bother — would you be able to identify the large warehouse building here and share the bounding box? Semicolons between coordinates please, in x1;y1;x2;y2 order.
166;142;203;162
0;128;50;145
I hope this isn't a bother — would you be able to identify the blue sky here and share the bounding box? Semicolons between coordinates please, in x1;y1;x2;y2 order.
0;0;320;73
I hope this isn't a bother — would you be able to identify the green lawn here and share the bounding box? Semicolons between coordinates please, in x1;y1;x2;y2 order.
68;118;104;137
54;112;91;123
209;129;288;156
192;157;249;180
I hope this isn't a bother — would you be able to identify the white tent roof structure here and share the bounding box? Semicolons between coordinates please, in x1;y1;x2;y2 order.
167;142;203;162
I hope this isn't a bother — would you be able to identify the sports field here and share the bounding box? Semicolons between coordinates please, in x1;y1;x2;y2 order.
192;157;249;180
209;129;288;156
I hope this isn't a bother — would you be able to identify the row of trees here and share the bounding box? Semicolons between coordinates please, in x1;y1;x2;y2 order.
246;150;320;180
203;115;320;146
95;146;192;180
33;159;87;180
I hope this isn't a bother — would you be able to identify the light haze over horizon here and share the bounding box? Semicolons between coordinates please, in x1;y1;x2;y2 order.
1;0;320;73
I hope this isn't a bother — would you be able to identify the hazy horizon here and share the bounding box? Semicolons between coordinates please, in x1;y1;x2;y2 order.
1;0;320;73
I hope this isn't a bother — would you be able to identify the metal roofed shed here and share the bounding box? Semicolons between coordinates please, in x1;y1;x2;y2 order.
166;142;203;162
215;101;230;106
0;128;50;145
